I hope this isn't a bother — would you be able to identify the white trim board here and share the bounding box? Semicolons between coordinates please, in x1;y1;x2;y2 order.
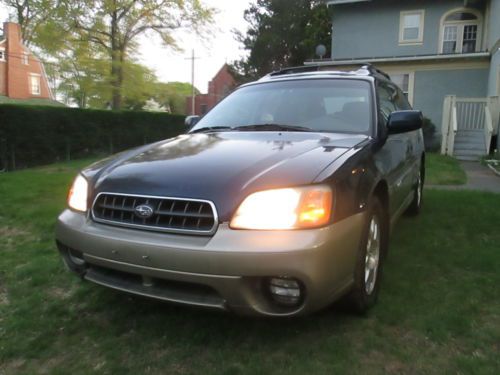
305;52;490;66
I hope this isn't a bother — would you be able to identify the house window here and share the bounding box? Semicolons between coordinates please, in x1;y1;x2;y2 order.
0;48;5;62
22;53;29;65
30;74;41;95
391;74;409;95
389;72;415;105
399;10;425;44
200;104;208;115
440;9;481;54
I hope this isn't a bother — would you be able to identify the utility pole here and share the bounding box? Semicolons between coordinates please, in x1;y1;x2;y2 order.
185;49;200;115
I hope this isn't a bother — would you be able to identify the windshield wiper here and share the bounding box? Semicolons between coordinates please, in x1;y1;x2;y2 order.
233;124;312;132
190;126;234;133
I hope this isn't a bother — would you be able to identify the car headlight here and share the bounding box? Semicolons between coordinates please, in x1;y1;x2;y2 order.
68;175;88;212
230;186;333;230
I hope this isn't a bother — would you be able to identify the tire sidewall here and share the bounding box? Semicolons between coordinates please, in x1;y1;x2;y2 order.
350;197;387;312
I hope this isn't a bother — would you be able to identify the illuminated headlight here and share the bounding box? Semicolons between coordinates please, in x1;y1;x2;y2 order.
68;175;88;212
230;186;332;230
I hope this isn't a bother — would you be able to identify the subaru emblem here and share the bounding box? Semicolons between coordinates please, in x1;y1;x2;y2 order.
134;204;155;219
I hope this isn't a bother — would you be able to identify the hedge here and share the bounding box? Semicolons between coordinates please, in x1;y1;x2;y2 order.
0;104;185;171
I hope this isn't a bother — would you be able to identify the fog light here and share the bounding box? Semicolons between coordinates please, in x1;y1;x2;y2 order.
68;248;86;266
56;242;88;276
269;277;302;306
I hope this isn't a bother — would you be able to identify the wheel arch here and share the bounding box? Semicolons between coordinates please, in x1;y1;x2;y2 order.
371;179;389;217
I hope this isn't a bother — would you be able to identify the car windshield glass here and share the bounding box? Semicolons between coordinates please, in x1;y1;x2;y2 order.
190;79;373;134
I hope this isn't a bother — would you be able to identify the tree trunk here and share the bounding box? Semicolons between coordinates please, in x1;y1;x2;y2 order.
110;52;123;110
110;8;122;110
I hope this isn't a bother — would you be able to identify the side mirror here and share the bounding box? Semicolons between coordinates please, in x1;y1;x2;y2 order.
185;115;200;130
387;110;423;135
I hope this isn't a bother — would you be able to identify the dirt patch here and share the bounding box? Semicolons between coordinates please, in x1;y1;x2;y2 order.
0;226;34;252
0;226;30;237
0;284;8;306
35;165;77;174
0;358;26;375
47;287;73;300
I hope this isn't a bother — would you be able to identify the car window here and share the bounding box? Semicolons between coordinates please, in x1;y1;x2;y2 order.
191;79;373;134
377;83;397;125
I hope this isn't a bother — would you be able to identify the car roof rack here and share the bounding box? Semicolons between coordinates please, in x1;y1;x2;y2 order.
266;63;391;81
355;64;391;80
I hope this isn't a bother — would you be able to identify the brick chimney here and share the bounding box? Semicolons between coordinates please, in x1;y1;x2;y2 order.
6;22;26;98
4;22;22;43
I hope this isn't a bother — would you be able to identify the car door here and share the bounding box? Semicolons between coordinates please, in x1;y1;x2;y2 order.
376;81;412;217
392;85;420;204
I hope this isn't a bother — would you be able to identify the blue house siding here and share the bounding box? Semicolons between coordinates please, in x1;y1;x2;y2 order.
318;0;500;154
412;68;489;128
487;0;500;50
331;0;486;60
487;49;500;96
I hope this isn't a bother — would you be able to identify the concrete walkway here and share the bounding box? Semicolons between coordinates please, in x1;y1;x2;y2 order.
427;161;500;194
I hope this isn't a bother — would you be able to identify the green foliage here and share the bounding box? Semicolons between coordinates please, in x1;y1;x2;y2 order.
232;0;332;81
0;104;185;170
1;0;66;50
425;153;467;185
1;170;500;373
68;0;214;109
422;117;439;152
152;82;200;115
1;0;214;109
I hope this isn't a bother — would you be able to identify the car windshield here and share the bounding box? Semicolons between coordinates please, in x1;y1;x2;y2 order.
190;79;373;134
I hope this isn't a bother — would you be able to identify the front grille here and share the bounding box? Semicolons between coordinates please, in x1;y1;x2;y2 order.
91;193;218;235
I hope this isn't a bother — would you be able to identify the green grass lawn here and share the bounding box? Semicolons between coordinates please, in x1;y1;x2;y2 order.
1;160;499;374
426;153;467;186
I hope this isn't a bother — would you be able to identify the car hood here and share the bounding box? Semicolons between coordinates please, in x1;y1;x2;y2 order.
87;132;368;221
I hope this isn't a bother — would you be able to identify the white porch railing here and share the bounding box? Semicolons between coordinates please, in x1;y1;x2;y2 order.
441;96;499;156
441;95;457;156
485;103;493;153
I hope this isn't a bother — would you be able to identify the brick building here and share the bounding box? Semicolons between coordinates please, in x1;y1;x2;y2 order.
186;64;236;116
0;22;54;102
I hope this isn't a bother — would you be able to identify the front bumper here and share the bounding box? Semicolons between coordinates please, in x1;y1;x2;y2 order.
56;209;365;316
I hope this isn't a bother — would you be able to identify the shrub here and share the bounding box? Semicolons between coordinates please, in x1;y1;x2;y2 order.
0;105;185;171
422;117;440;152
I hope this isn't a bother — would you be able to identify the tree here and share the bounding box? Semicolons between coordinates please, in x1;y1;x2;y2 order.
57;45;160;109
68;0;214;110
2;0;70;54
1;0;212;110
143;98;168;112
233;0;331;81
153;82;199;115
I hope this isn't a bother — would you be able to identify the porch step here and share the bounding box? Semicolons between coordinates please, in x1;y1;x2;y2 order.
454;148;486;156
453;129;486;160
454;142;487;151
455;130;484;139
455;155;482;161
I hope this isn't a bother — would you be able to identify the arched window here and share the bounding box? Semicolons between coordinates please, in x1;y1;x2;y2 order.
440;9;482;54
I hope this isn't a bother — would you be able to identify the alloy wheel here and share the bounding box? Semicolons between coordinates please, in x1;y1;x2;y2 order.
364;215;381;295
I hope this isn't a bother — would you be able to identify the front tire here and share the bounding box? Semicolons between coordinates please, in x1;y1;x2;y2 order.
346;197;387;313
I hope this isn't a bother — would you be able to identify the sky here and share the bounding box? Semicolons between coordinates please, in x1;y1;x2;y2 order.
0;0;252;94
